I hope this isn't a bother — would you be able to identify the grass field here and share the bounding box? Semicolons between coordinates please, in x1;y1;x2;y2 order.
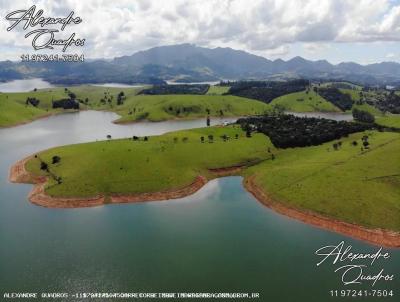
26;126;273;197
351;103;383;116
206;85;230;95
376;114;400;128
246;131;400;230
0;96;50;127
270;90;340;112
114;94;270;123
320;82;363;90
0;85;270;127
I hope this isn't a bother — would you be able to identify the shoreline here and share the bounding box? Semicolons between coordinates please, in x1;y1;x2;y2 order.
9;157;400;248
9;156;207;208
243;175;400;248
1;112;54;129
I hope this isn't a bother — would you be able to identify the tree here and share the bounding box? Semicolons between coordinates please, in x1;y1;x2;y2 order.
182;137;188;143
40;162;48;171
246;129;252;138
206;116;210;127
200;136;204;143
235;134;239;139
117;91;125;105
133;136;139;141
52;156;61;164
352;108;375;123
107;135;112;140
144;136;148;141
208;134;214;143
68;92;77;99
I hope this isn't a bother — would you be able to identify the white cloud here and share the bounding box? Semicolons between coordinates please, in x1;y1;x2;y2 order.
0;0;400;60
386;52;397;59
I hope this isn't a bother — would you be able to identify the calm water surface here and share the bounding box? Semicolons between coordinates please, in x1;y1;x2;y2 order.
0;79;54;92
286;111;353;121
0;112;398;301
90;83;147;88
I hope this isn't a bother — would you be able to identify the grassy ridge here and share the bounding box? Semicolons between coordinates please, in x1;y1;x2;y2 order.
0;85;270;127
376;114;400;128
114;94;270;123
270;90;340;112
26;126;273;197
246;131;400;230
0;96;49;127
206;86;230;95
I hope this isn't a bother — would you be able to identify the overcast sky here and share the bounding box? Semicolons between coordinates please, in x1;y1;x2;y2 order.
1;0;400;64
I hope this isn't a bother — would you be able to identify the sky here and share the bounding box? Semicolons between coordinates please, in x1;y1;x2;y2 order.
1;0;400;64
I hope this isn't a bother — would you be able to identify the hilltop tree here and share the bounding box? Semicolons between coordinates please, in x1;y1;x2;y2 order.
40;162;48;171
52;156;61;164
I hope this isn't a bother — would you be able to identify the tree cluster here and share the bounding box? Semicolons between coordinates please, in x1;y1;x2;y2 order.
52;99;80;109
227;80;309;104
352;108;375;123
237;114;373;148
374;92;400;114
316;87;353;111
25;97;40;107
139;84;209;95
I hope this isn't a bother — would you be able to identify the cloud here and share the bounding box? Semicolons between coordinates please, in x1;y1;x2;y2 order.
0;0;400;60
386;52;398;59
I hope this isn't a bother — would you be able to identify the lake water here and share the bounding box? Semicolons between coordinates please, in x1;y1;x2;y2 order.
0;113;398;300
286;111;353;121
90;83;147;88
0;78;54;92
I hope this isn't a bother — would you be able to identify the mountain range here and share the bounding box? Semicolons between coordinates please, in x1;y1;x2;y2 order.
1;43;400;86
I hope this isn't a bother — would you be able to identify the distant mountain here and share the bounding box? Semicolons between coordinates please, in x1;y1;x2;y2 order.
1;43;400;86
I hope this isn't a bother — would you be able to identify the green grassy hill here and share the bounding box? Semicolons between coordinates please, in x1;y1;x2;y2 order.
0;96;50;127
114;94;270;123
206;85;230;95
0;86;270;127
26;126;272;197
270;90;340;112
23;126;400;230
376;114;400;128
246;131;400;230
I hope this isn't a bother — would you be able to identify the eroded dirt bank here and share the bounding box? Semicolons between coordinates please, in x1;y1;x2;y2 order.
243;175;400;248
